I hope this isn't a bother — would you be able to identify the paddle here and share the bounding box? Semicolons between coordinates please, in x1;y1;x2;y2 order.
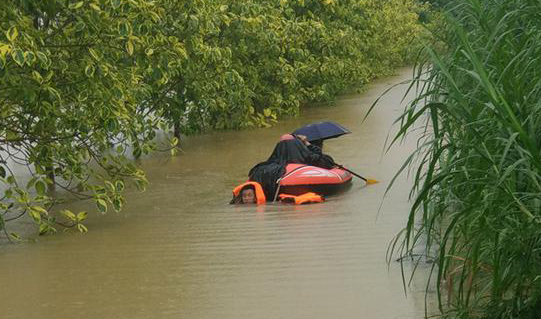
335;164;378;185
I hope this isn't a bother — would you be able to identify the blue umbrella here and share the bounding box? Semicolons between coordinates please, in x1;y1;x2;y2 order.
292;121;350;142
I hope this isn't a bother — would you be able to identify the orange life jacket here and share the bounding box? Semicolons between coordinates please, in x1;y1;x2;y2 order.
278;192;324;205
232;181;266;204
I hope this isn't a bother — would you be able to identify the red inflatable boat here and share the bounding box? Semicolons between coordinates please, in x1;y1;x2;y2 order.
278;163;353;196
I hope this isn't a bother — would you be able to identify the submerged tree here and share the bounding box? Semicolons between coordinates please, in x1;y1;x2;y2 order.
0;0;182;238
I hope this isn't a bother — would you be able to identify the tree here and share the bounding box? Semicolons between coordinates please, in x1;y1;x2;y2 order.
0;0;182;238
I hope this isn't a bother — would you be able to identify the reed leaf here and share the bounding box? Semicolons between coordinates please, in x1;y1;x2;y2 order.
382;0;541;318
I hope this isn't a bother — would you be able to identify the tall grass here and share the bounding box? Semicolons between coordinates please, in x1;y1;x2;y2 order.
389;0;541;318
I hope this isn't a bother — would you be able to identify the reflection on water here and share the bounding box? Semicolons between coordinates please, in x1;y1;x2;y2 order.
0;68;435;319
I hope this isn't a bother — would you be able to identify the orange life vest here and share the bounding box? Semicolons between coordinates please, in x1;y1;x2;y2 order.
232;181;266;204
278;192;324;205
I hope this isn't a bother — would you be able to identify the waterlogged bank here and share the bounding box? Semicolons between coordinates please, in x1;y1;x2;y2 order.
0;68;435;319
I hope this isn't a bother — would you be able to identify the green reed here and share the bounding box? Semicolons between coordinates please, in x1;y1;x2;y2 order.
387;0;541;318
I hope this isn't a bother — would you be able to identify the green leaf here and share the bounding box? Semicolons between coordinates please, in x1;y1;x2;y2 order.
111;0;121;9
88;48;99;61
126;41;134;55
25;51;36;66
36;51;49;68
96;198;107;213
75;21;86;32
77;223;88;232
35;180;47;195
6;27;18;42
78;90;89;102
106;118;117;131
115;180;124;192
31;206;48;215
90;3;101;11
149;11;161;22
39;222;49;235
10;232;21;241
171;137;179;146
0;166;6;178
135;179;146;192
32;70;43;83
85;64;95;77
69;1;84;9
6;175;15;184
118;22;130;37
0;44;11;58
26;177;37;189
76;211;87;221
104;180;115;192
61;209;77;220
29;208;41;222
11;49;25;66
112;197;122;212
132;146;141;158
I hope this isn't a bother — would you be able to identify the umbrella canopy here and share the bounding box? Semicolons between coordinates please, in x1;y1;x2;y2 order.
292;121;350;142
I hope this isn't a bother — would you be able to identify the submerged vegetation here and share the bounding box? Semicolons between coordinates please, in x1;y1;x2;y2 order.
0;0;424;239
390;0;541;318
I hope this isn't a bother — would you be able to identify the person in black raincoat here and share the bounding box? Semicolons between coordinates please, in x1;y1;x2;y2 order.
248;134;336;201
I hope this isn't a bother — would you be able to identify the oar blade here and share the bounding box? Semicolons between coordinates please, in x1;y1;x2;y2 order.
366;179;379;185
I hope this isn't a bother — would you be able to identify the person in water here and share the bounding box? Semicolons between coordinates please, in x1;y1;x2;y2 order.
241;187;256;204
230;182;266;204
247;134;336;200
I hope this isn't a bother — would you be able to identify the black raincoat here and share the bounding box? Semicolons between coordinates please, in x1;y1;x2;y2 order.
248;139;335;200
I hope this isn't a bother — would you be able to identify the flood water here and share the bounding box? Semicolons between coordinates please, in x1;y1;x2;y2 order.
0;68;434;319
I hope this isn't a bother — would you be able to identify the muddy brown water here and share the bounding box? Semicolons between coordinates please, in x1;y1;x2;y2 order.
0;68;435;319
